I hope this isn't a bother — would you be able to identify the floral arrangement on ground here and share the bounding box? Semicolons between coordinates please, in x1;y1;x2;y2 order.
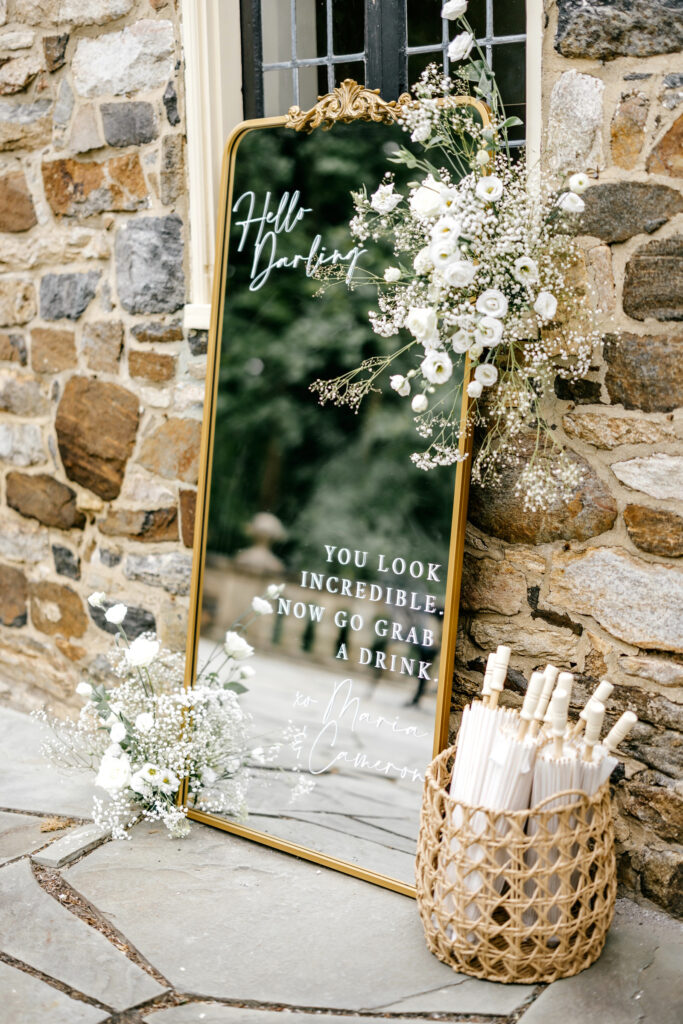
35;585;307;839
311;1;602;511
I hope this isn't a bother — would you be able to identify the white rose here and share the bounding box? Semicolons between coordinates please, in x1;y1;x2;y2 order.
475;175;503;202
568;172;589;195
405;306;437;340
443;260;477;288
126;635;160;668
266;583;284;599
476;289;508;318
409;176;442;218
475;315;504;347
429;239;457;269
224;630;254;660
474;362;499;387
448;31;474;61
252;596;273;615
413;247;433;274
466;380;483;398
104;602;127;626
441;0;467;18
95;753;131;793
534;290;558;320
109;721;127;744
411;394;429;413
557;191;585;214
384;267;401;282
88;592;106;609
76;681;92;697
475;149;490;166
390;374;411;397
370;182;402;214
420;349;453;385
135;712;154;733
512;256;539;285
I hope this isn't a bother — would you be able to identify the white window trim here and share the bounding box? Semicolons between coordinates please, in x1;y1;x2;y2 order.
181;1;543;333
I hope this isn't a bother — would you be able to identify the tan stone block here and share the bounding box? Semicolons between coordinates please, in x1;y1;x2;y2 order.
619;654;683;688
624;504;683;558
460;553;526;616
41;153;148;217
562;409;675;449
179;488;195;548
0;54;42;95
6;471;85;530
0;169;36;232
469;616;580;664
136;417;201;484
54;636;86;661
0;276;35;326
0;368;47;415
31;326;76;373
98;506;178;542
647;113;683;177
0;563;27;627
586;244;615;314
0;331;25;364
29;579;88;638
83;320;123;373
128;349;176;383
611;92;649;169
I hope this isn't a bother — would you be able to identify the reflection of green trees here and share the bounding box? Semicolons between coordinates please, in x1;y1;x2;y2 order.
210;121;461;579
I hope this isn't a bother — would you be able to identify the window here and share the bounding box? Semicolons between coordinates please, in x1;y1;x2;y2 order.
181;0;541;329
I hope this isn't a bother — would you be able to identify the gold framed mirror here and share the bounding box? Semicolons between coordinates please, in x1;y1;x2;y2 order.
181;82;488;896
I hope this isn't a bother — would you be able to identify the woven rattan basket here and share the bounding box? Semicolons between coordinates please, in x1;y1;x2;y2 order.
415;746;617;984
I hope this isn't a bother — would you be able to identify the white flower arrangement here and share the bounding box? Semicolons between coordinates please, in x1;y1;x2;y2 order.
311;15;600;511
36;586;285;840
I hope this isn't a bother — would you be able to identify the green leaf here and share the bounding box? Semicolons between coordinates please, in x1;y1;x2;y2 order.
501;116;523;128
224;681;248;695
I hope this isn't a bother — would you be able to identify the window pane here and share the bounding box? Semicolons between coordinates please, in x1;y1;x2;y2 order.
296;0;319;58
263;68;295;116
261;0;292;64
332;58;365;87
408;51;443;88
331;0;364;54
407;0;442;47
493;0;526;38
464;0;486;38
491;41;526;139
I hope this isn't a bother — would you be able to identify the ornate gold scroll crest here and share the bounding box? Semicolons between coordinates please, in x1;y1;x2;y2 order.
287;78;412;133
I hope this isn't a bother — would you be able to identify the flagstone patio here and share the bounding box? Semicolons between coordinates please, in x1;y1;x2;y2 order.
0;705;681;1024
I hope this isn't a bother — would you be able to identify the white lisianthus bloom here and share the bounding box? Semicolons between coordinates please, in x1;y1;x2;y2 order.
448;31;474;61
413;247;433;274
405;306;437;340
384;266;401;282
104;602;127;625
266;582;284;599
469;342;484;359
431;216;460;242
252;596;273;615
568;171;589;194
451;330;473;354
513;256;539;285
411;394;429;413
534;290;558;320
76;681;92;697
109;721;126;744
370;182;402;213
106;743;122;757
390;374;411;397
126;635;160;668
475;315;504;347
429;239;457;269
441;0;467;18
467;380;483;398
421;349;453;385
475;148;490;166
88;591;106;609
443;259;477;288
224;630;254;660
129;769;150;795
557;190;585;214
238;664;256;680
156;767;180;795
474;362;499;387
135;711;154;733
95;753;131;793
476;289;508;318
475;175;504;202
439;185;459;213
411;123;431;143
409;176;442;218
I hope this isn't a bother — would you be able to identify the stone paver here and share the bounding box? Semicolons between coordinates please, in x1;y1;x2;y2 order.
66;820;534;1015
518;899;683;1024
0;960;109;1024
0;707;94;817
32;823;110;868
0;810;68;865
143;1007;481;1024
0;858;165;1011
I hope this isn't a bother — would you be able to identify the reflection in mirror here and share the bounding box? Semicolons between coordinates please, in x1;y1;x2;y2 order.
191;118;469;888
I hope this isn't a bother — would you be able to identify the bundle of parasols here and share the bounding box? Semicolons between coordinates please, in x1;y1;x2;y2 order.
441;645;638;938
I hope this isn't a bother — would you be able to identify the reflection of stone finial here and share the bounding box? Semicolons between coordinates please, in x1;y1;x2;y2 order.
233;512;286;574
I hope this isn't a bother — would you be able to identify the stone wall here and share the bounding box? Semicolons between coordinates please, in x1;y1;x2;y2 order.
453;1;683;917
0;0;681;917
0;0;201;714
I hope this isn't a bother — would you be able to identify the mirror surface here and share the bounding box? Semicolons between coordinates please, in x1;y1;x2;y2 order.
192;118;466;887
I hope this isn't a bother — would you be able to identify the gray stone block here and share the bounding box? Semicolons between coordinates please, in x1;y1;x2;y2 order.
556;0;683;59
39;271;100;320
101;101;158;147
0;810;68;865
115;215;185;313
32;822;109;867
0;960;108;1024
